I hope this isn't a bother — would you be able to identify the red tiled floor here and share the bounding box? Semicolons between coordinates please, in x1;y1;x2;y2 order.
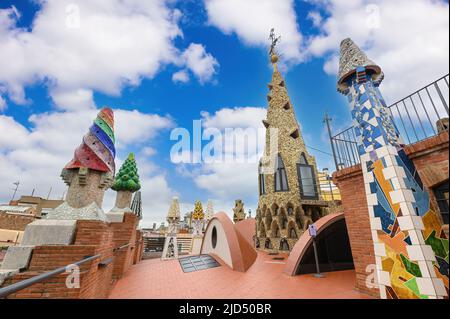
109;252;373;299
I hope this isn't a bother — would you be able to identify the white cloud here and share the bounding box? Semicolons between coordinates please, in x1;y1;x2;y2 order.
181;43;219;84
0;108;174;228
0;0;218;111
172;70;190;84
176;106;266;215
305;0;450;102
204;0;303;63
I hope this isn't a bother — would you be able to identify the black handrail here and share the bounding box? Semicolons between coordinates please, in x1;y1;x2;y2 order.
113;243;131;252
0;254;100;299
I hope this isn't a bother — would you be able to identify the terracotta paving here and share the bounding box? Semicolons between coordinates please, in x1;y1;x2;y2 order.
109;252;372;299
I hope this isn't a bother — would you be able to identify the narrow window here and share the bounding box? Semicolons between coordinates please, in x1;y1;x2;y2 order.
297;153;319;200
274;154;289;192
258;162;266;195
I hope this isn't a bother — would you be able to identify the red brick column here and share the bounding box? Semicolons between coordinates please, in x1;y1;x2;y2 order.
133;230;144;265
110;213;139;280
333;165;380;298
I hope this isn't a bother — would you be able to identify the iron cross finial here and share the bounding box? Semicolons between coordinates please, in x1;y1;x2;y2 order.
269;28;281;56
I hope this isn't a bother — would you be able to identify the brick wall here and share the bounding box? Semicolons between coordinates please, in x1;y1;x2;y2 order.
333;131;449;298
0;213;36;231
2;214;142;299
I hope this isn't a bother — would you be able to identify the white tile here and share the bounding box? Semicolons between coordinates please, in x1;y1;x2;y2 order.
408;229;425;245
377;271;392;286
370;217;382;230
411;216;424;230
386;145;398;156
397;216;414;230
398;216;424;231
389;189;405;204
367;193;378;206
406;245;425;261
375;256;383;269
422;245;437;261
379;286;387;299
416;277;436;296
432;278;448;297
399;202;416;216
371;230;379;242
361;152;371;163
418;261;435;278
374;243;386;257
382;166;397;180
365;183;373;195
375;147;389;158
365;173;374;183
368;206;375;218
403;189;415;203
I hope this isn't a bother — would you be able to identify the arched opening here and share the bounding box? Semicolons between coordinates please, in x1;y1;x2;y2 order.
265;211;272;229
280;238;290;251
261;205;267;217
288;221;298;239
302;207;314;230
295;218;354;275
265;238;272;250
278;208;288;230
311;207;322;222
286;203;294;216
271;203;279;217
259;221;266;238
295;207;303;230
271;221;281;238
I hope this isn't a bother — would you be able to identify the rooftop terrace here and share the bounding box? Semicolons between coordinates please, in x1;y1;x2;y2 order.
109;252;371;299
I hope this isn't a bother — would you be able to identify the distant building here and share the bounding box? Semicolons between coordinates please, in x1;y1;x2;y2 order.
0;196;64;247
11;195;64;218
317;170;341;202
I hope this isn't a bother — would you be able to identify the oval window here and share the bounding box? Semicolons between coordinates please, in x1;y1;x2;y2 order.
212;226;218;249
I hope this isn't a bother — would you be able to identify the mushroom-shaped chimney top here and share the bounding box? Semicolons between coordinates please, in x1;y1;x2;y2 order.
337;38;384;93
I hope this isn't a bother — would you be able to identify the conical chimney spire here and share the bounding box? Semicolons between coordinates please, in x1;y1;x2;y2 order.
64;107;116;174
337;38;384;93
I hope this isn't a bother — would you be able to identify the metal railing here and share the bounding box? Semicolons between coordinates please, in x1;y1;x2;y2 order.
327;74;449;171
0;239;141;298
0;254;101;298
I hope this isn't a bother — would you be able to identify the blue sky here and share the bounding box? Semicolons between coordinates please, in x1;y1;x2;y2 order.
0;0;448;227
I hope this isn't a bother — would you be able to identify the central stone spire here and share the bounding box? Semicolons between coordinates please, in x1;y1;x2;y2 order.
255;31;327;253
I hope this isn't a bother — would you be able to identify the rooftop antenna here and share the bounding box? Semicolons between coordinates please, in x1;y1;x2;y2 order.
46;187;52;200
31;188;35;197
11;181;20;202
